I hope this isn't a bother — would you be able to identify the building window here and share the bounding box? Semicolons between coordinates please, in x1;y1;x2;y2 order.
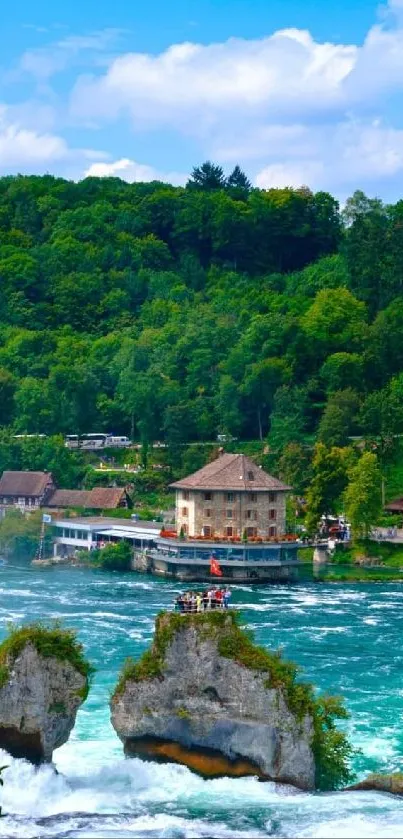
269;509;277;520
226;509;233;519
227;492;234;503
204;492;212;501
181;507;188;517
269;492;277;503
182;523;188;535
247;527;257;537
246;510;257;520
247;471;254;481
250;492;257;503
226;526;233;537
182;491;189;501
269;526;277;537
203;525;212;537
205;508;211;518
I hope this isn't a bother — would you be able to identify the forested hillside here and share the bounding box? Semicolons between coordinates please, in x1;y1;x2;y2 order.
0;164;402;460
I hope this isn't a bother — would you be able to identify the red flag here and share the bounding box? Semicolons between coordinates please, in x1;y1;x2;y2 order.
210;556;223;577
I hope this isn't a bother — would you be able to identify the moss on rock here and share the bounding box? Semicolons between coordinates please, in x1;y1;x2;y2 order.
0;622;94;700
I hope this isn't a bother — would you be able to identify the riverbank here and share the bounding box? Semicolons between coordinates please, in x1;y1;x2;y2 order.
303;539;403;583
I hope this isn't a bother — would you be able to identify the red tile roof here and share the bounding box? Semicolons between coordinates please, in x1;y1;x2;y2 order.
170;453;291;492
86;487;127;509
47;486;128;510
47;490;90;508
0;471;53;497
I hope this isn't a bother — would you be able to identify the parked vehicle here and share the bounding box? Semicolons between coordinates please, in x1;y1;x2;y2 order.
65;433;132;451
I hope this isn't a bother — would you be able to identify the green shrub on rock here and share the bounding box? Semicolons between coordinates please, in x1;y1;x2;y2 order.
0;621;94;700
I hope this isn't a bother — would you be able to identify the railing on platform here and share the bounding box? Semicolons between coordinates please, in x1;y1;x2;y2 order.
175;597;231;613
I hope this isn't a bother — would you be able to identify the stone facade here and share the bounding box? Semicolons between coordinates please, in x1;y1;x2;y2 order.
175;488;286;539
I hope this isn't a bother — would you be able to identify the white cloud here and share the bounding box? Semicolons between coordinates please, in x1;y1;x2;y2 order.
255;161;324;190
69;2;403;134
4;0;403;196
64;2;403;197
0;108;67;169
0;106;108;175
70;30;357;130
254;119;403;192
18;29;122;81
84;157;186;185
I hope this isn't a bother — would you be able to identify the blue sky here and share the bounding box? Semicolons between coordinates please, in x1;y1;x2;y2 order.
2;0;403;199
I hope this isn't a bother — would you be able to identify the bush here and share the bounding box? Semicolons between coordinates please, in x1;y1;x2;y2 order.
0;621;94;699
90;541;132;571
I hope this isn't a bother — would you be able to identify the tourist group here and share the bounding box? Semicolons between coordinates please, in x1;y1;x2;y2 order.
175;587;232;613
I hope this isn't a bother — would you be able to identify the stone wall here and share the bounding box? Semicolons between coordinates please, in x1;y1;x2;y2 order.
175;490;286;538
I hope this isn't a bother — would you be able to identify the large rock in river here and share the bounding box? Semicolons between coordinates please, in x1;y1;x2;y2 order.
0;624;92;763
111;611;316;790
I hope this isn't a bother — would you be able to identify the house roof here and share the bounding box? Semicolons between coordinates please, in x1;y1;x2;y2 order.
47;489;90;508
385;498;403;512
46;486;127;510
86;487;127;509
170;453;291;492
0;471;53;497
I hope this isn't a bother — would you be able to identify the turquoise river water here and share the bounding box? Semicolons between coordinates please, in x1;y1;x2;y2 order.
0;562;403;837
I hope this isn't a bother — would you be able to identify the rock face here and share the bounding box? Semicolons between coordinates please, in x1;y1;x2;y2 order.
0;641;87;763
111;612;315;790
348;774;403;796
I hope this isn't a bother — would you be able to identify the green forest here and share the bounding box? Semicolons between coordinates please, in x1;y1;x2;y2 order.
0;163;403;478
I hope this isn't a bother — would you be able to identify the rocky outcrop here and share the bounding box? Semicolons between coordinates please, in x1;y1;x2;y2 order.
0;626;92;763
348;773;403;796
111;611;317;790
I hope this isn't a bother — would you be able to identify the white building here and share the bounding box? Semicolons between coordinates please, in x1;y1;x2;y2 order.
52;517;161;557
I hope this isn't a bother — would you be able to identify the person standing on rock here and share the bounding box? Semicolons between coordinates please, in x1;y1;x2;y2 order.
223;588;231;609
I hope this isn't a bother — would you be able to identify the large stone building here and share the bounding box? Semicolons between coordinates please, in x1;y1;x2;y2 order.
170;452;290;539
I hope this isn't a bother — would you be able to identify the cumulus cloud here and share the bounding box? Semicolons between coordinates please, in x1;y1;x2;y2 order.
254;119;403;191
0;107;68;169
70;29;357;130
64;0;403;197
5;0;403;196
255;161;324;190
68;9;403;133
84;157;186;185
0;106;107;175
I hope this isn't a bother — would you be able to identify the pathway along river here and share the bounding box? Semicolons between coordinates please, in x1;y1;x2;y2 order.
1;564;403;837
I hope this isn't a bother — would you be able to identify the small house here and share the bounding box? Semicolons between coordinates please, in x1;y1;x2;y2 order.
46;486;131;511
0;471;55;511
